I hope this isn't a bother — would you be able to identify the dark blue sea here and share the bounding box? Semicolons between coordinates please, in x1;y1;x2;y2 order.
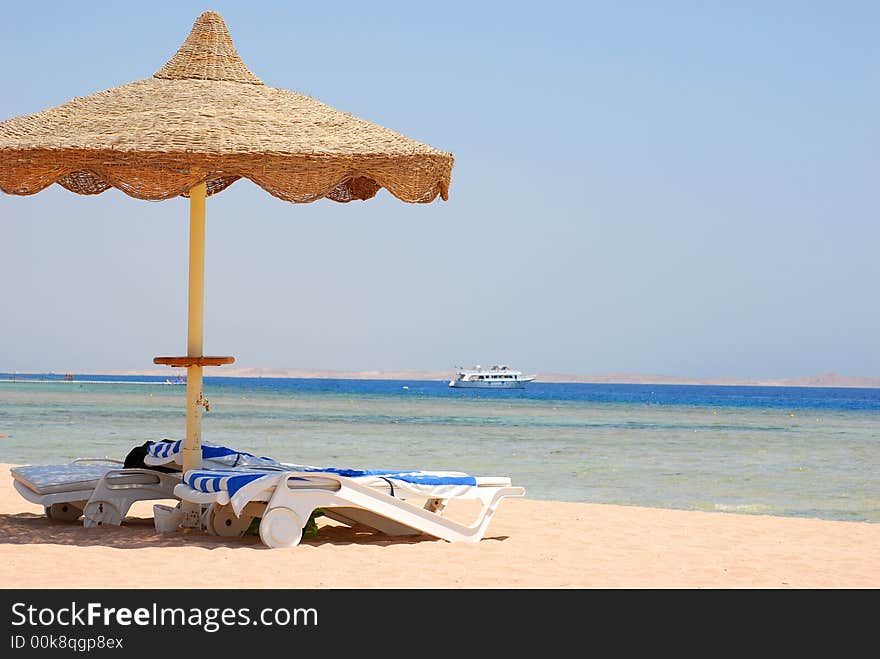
1;374;878;522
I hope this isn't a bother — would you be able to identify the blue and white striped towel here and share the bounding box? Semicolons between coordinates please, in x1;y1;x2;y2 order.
145;440;283;470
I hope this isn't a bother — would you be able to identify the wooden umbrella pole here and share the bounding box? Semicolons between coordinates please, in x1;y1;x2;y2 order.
152;181;233;529
182;181;206;486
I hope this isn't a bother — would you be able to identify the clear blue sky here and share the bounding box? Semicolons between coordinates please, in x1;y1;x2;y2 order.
1;1;878;378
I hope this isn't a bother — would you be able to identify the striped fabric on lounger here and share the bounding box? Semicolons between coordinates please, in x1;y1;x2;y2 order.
184;467;479;515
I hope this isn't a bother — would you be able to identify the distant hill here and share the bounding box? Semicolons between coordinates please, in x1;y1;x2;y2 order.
80;367;880;388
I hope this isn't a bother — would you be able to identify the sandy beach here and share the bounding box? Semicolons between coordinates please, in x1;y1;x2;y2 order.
1;464;877;589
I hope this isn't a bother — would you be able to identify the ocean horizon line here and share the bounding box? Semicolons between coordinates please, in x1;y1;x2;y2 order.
4;368;880;389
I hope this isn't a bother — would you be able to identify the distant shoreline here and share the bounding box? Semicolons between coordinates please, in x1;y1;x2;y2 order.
9;368;880;389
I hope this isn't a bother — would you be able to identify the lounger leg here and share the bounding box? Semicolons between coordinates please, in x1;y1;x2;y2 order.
46;502;85;522
79;469;180;529
83;500;125;528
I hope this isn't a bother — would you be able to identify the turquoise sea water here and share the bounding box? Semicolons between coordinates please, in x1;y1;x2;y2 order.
1;374;878;523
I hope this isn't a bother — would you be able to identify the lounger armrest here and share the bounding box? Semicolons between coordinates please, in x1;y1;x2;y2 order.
99;469;181;489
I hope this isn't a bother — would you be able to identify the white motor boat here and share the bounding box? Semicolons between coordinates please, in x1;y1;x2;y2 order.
448;365;536;389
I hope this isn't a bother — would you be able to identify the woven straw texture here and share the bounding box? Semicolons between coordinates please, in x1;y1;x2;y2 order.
0;11;452;203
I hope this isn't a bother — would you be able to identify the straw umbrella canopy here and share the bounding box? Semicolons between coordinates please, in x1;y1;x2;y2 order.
0;10;453;517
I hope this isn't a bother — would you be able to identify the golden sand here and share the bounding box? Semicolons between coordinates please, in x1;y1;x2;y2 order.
1;464;877;588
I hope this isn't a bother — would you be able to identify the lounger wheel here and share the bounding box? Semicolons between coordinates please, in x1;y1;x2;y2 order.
259;507;303;548
207;505;253;537
45;502;84;522
83;501;123;528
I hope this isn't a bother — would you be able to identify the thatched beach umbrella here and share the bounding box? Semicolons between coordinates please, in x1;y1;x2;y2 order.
0;10;453;522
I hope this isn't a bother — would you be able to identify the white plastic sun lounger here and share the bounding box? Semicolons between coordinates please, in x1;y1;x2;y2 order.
10;459;181;527
174;467;525;548
9;440;269;528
